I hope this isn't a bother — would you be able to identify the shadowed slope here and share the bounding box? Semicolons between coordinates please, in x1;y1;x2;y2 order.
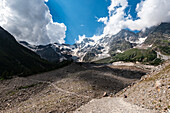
0;27;55;78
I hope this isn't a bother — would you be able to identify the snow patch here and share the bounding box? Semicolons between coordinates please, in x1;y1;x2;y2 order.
128;37;147;44
156;51;170;60
116;50;123;53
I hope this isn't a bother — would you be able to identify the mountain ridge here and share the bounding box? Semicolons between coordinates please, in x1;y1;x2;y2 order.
0;26;57;78
20;23;169;63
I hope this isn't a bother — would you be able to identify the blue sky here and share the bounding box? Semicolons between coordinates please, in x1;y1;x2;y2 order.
1;0;169;45
46;0;142;44
45;0;109;44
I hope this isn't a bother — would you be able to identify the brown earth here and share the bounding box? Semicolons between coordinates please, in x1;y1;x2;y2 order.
0;62;148;113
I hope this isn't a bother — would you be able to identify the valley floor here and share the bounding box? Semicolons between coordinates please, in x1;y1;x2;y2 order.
0;62;153;113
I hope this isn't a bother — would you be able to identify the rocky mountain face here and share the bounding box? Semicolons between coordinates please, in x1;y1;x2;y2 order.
73;29;149;62
143;23;170;50
0;27;56;78
74;23;170;62
20;41;75;63
19;23;170;63
133;23;170;59
19;28;146;62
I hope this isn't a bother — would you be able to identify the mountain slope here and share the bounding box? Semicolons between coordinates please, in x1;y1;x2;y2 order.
74;29;146;62
94;23;170;64
143;23;170;55
110;48;162;65
117;61;170;112
18;23;170;63
20;41;74;62
0;27;55;78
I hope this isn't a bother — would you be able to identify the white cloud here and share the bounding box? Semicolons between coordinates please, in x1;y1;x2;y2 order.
98;17;108;24
77;0;170;43
102;0;128;36
76;35;86;43
100;0;170;36
46;22;66;44
127;0;170;30
90;35;104;43
0;0;66;45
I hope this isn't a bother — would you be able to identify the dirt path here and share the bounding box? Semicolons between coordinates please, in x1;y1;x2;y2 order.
27;78;90;98
74;97;154;113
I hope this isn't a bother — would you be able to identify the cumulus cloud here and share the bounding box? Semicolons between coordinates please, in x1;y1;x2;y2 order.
98;17;108;24
77;0;170;43
127;0;170;30
100;0;170;36
0;0;66;45
101;0;128;36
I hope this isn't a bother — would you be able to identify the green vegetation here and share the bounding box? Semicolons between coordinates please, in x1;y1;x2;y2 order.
94;57;112;64
157;46;170;55
143;23;170;55
94;48;163;65
153;40;170;55
7;91;16;96
109;38;133;56
0;77;4;81
7;83;43;96
110;48;162;65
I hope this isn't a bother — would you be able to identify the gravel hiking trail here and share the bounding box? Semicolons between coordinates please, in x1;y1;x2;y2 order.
74;97;154;113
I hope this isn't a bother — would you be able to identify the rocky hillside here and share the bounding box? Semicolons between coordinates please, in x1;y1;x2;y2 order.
73;61;169;113
0;27;56;79
116;60;170;112
143;23;170;56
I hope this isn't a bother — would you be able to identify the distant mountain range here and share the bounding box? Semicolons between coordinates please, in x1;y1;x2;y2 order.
74;23;170;62
0;23;169;78
20;23;170;63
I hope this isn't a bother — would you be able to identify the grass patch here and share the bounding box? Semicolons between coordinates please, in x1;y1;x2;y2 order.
110;48;163;65
157;46;170;55
94;57;112;64
7;83;43;96
7;91;16;96
0;77;4;81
